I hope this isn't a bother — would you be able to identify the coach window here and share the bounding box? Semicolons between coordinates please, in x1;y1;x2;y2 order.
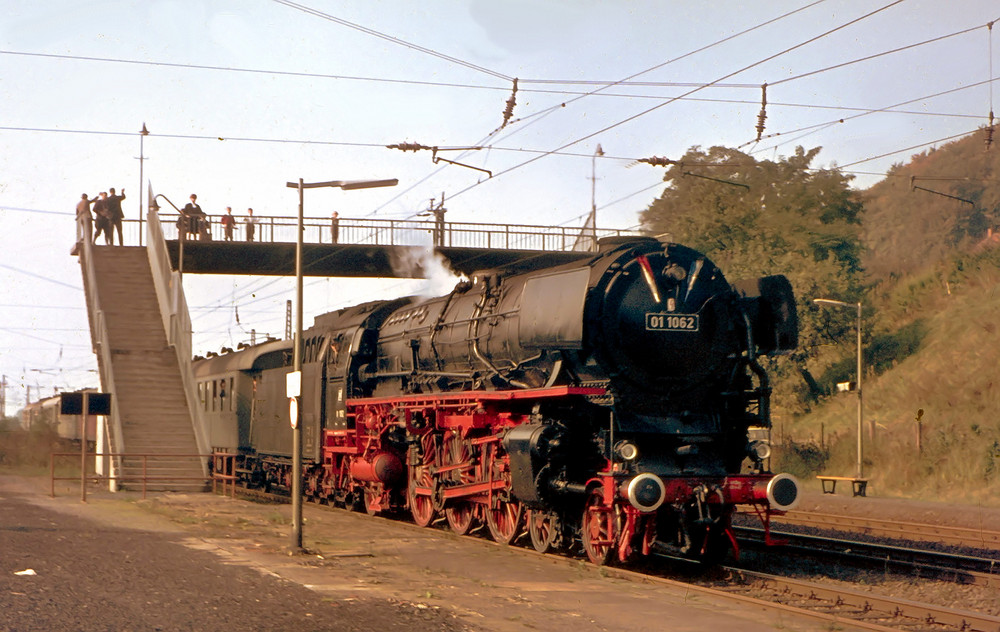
199;382;207;411
212;380;217;412
229;377;235;412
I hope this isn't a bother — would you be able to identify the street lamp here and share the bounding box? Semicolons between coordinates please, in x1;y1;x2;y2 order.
813;297;864;479
137;123;149;245
284;176;398;552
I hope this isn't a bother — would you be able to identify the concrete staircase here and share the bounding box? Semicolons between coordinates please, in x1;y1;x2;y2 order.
88;246;206;491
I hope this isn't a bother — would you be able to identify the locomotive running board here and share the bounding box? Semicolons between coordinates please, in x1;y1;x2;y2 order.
346;385;607;407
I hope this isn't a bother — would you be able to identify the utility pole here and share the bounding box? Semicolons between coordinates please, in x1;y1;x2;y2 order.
589;144;603;251
137;123;149;246
814;298;865;479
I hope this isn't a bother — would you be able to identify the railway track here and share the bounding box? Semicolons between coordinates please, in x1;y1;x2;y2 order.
772;510;1000;551
225;486;1000;631
735;526;1000;588
711;567;1000;632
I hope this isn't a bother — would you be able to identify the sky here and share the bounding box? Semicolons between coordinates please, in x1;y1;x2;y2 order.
1;0;998;413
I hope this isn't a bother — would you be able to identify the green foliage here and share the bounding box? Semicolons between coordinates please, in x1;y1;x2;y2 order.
772;439;828;479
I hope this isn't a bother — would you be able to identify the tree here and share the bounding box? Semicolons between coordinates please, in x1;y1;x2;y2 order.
639;145;865;412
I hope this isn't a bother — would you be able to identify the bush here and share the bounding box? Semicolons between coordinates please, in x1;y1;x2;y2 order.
773;439;828;479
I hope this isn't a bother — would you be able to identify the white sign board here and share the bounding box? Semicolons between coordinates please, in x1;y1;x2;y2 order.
289;396;299;429
286;371;302;398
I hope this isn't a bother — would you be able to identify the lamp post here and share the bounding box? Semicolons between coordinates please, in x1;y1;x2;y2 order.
813;298;864;479
284;177;398;551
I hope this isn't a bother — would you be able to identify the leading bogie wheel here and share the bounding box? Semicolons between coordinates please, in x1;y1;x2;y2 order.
528;510;559;553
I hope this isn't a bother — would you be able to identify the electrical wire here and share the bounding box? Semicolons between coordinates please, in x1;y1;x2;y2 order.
444;0;908;202
0;264;83;291
270;0;513;82
769;20;996;87
837;128;981;169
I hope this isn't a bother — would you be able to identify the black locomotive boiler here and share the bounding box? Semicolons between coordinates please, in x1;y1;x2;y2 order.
195;236;800;564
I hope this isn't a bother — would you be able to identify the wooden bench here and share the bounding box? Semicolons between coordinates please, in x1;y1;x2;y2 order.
817;475;868;497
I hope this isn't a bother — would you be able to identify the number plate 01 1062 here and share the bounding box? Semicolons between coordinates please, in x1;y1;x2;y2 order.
645;313;699;331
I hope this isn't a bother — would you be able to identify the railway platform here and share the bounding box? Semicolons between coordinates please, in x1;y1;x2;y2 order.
1;475;830;632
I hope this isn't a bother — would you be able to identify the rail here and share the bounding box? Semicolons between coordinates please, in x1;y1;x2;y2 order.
145;206;211;470
73;213;125;489
133;214;641;252
50;451;218;500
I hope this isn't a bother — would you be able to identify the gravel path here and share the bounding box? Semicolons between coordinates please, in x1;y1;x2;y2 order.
0;486;463;632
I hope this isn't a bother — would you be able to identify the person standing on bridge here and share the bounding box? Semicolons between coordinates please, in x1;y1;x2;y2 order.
107;187;126;245
245;208;257;242
76;193;96;243
92;192;112;245
182;194;204;240
220;207;236;241
331;211;339;244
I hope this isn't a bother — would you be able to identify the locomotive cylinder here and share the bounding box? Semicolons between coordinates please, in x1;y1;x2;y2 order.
349;452;406;485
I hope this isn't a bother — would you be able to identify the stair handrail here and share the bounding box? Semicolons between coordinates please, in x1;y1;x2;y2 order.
74;213;125;488
145;198;210;473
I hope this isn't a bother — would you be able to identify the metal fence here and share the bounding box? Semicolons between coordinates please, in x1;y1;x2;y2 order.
149;214;642;252
50;451;214;500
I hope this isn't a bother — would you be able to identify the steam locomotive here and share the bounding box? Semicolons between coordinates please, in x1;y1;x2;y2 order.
194;236;800;564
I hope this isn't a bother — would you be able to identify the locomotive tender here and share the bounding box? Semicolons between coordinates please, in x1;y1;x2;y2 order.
195;235;800;564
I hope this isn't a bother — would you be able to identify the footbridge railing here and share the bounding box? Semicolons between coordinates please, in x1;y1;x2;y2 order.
147;214;642;252
146;207;210;471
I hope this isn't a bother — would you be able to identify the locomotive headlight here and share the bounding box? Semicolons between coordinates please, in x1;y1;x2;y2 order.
614;440;639;462
748;440;771;461
625;473;666;512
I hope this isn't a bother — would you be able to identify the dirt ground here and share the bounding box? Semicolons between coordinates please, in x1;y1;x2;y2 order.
1;474;847;632
788;486;1000;531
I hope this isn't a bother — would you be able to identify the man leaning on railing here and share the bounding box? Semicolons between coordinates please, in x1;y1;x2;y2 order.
76;193;96;244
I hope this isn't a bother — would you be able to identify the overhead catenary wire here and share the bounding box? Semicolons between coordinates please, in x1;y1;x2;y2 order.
270;0;513;82
444;0;908;203
768;20;997;87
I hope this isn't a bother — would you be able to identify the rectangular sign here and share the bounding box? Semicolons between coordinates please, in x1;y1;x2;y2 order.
60;392;112;415
286;371;302;398
645;313;699;332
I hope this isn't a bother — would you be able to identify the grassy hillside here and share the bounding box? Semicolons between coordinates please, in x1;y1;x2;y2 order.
780;250;1000;504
